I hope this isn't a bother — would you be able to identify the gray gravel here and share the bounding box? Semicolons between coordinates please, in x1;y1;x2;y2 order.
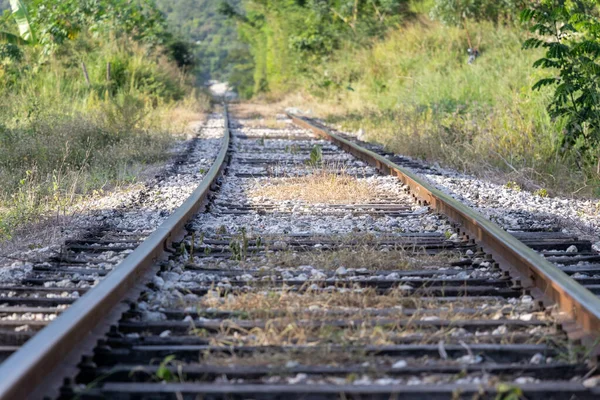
329;123;600;247
0;112;225;288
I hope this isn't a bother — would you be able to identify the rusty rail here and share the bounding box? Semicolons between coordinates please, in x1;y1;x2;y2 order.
290;113;600;336
0;106;231;400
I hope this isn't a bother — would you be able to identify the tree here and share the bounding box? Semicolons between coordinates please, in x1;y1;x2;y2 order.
221;0;409;96
155;0;246;82
0;0;35;45
521;0;600;173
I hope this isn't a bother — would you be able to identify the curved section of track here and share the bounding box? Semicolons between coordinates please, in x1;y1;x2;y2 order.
0;107;231;399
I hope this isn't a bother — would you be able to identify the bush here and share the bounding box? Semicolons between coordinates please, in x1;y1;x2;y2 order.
430;0;525;26
283;19;599;195
0;35;210;239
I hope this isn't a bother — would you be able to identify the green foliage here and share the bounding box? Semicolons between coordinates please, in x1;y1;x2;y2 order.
495;383;523;400
155;355;178;382
156;0;248;81
0;0;194;68
308;144;323;166
522;1;600;167
430;0;525;26
0;0;33;46
229;227;249;261
223;0;409;96
303;20;593;194
504;181;522;191
9;0;34;42
0;1;209;239
0;42;21;62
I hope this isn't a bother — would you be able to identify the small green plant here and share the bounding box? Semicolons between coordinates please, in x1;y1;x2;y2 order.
189;232;195;264
258;135;266;146
179;242;188;258
285;144;300;154
155;355;184;382
307;145;323;166
444;230;453;239
495;383;523;400
230;227;249;261
556;339;597;364
534;188;548;198
254;236;263;255
199;168;206;174
504;181;521;191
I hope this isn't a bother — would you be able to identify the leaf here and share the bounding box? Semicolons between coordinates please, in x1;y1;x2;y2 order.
10;0;35;43
531;23;555;36
532;78;558;91
522;38;544;50
519;9;536;23
532;58;560;69
307;145;322;166
547;43;570;59
576;40;600;57
156;355;176;382
0;30;27;45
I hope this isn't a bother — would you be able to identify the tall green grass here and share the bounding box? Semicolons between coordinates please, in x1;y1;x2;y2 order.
0;35;210;239
294;20;593;196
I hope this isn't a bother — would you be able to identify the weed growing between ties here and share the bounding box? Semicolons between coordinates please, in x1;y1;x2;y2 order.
199;348;378;368
197;288;518;316
240;117;289;130
262;245;460;271
193;287;557;339
200;231;463;270
249;169;377;204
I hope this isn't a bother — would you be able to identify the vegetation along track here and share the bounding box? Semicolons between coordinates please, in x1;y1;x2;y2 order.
2;106;600;399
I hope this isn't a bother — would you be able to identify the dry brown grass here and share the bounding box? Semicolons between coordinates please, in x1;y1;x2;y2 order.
194;289;554;347
241;118;289;129
200;348;377;367
198;288;530;319
199;315;552;347
249;170;376;204
231;102;289;119
201;288;421;312
262;246;459;271
206;321;406;346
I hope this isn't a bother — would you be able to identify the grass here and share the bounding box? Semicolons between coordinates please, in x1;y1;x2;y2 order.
239;117;289;130
261;245;460;271
193;288;555;346
221;232;462;271
198;288;522;316
279;19;599;197
249;169;378;204
199;348;380;368
0;36;211;240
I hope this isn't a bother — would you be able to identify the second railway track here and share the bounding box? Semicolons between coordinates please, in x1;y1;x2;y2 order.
1;105;600;399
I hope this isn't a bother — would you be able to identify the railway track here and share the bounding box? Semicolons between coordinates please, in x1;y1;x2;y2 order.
1;105;600;399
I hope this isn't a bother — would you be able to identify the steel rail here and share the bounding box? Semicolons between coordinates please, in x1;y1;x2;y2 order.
289;114;600;335
0;106;231;400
